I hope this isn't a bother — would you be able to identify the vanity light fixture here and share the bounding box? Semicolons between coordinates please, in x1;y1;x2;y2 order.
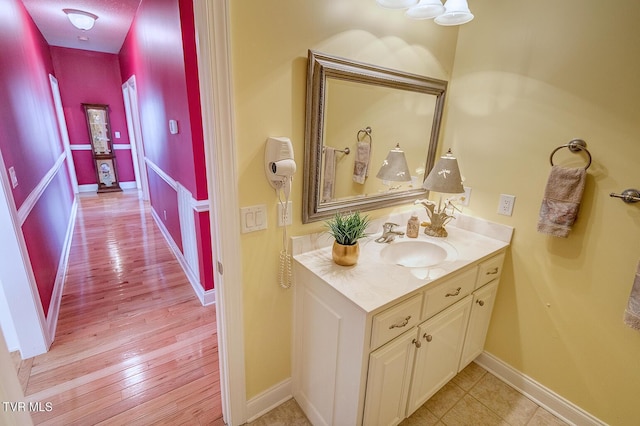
376;0;419;9
376;143;412;183
379;0;474;26
63;9;98;31
433;0;474;26
405;0;445;19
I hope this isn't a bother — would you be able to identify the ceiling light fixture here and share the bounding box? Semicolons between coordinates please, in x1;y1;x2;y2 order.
379;0;474;26
63;9;98;31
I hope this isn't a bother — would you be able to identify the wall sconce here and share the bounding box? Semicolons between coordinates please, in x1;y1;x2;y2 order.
376;143;412;187
377;0;474;26
63;9;98;31
417;149;465;237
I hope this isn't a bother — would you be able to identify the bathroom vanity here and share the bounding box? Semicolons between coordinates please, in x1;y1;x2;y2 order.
292;216;512;426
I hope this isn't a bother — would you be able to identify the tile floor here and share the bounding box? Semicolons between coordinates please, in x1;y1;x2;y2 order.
248;362;569;426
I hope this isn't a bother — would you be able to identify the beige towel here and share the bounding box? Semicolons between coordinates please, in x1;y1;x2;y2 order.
537;165;586;238
322;147;337;202
352;141;370;184
624;261;640;330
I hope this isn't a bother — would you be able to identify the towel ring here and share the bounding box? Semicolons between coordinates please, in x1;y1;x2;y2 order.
549;139;592;170
357;126;372;145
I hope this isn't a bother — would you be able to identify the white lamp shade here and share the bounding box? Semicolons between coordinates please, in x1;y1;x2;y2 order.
63;9;98;31
405;0;445;19
376;144;412;182
377;0;419;9
422;149;464;193
434;0;474;26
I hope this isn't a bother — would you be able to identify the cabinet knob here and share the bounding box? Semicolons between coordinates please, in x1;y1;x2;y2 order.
423;333;433;342
476;300;485;307
412;338;422;348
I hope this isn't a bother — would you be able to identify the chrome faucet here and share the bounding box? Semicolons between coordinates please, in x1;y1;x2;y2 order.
375;222;405;243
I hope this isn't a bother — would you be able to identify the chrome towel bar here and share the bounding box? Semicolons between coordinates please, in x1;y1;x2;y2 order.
610;189;640;204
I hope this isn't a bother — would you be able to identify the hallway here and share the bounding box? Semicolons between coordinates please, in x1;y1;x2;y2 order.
11;191;223;425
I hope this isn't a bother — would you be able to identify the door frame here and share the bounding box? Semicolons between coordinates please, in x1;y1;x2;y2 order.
122;76;150;201
193;1;247;424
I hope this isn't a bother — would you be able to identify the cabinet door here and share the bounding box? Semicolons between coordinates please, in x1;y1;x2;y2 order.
406;295;472;416
459;280;499;370
363;330;417;426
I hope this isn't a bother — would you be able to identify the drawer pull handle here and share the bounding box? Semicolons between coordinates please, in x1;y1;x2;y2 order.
389;315;411;329
412;338;422;348
445;287;462;297
486;267;499;275
476;299;485;307
423;333;433;342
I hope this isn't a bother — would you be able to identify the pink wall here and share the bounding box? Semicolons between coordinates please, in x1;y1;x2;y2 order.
50;47;136;184
119;0;214;291
0;0;75;317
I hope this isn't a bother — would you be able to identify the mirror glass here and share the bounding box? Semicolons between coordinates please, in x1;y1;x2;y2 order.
303;50;448;223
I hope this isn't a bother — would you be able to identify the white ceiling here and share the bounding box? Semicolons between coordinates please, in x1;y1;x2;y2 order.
21;0;142;54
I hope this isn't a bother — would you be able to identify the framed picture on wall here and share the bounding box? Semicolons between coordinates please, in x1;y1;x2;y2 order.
83;103;122;193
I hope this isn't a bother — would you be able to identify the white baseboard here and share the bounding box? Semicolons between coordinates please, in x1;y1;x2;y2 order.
45;197;78;345
120;181;137;190
78;181;137;193
475;352;606;426
150;208;212;307
245;378;292;422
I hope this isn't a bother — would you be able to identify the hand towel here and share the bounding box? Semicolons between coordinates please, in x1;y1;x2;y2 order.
322;147;337;202
352;141;371;184
624;261;640;331
537;165;586;238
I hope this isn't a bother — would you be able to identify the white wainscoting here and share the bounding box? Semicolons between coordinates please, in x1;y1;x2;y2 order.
46;198;78;342
146;158;214;306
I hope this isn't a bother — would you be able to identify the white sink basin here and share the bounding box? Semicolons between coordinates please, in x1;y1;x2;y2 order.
380;239;457;268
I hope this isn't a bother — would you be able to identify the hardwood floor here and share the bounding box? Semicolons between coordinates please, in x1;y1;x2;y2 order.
12;191;223;425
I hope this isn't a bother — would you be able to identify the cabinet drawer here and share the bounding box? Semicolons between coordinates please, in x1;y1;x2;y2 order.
476;252;505;289
371;294;422;350
423;268;476;320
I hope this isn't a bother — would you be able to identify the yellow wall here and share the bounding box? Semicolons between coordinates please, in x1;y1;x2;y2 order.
229;0;458;399
445;0;640;423
231;0;640;422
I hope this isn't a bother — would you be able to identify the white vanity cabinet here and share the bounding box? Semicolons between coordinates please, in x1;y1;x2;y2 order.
292;230;508;426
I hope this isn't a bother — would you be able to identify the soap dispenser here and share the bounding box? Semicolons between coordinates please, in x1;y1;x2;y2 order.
406;213;420;238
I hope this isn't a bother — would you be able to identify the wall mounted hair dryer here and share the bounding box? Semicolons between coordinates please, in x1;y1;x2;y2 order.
265;136;296;199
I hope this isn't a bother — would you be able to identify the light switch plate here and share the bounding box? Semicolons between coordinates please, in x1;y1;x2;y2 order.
241;205;267;233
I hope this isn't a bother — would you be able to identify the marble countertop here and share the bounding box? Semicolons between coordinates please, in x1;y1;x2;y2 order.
293;215;512;314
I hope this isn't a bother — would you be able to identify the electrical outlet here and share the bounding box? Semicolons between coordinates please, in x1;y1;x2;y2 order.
460;186;471;206
498;194;516;216
278;201;293;226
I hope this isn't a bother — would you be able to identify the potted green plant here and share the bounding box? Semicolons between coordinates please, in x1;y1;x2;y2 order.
325;211;370;266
